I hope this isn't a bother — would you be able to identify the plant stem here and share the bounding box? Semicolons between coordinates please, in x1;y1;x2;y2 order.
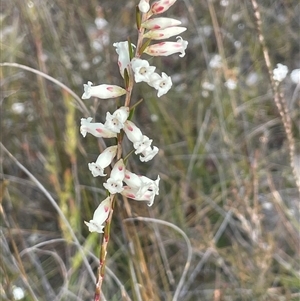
94;194;116;301
250;0;300;193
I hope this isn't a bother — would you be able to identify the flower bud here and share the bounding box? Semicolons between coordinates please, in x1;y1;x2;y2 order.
138;0;150;13
142;17;181;30
151;0;177;15
143;27;187;40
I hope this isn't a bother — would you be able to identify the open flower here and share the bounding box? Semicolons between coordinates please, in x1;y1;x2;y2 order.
104;106;130;133
143;26;187;40
82;81;126;99
139;145;159;162
84;196;111;233
144;36;188;57
103;159;125;194
124;120;158;161
80;117;117;138
151;0;177;15
142;17;182;30
88;145;118;177
133;135;153;154
148;72;172;97
131;58;156;83
122;171;160;206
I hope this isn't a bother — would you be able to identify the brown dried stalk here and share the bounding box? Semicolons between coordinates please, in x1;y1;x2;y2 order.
250;0;300;193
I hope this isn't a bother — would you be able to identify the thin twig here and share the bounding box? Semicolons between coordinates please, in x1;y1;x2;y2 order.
250;0;300;193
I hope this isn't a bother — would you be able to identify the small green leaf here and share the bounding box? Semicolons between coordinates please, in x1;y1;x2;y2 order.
139;39;151;55
128;38;134;60
124;68;129;89
136;6;141;30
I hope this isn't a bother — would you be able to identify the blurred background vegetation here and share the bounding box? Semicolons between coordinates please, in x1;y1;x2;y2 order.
1;0;299;300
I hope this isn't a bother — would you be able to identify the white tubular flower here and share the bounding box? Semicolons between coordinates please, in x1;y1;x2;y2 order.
104;106;130;133
142;17;182;30
82;81;126;99
139;145;159;162
123;120;158;161
124;169;143;188
113;41;134;78
123;120;143;143
124;170;159;197
144;36;188;57
88;145;118;177
143;27;187;40
131;58;156;83
138;0;150;13
133;135;153;154
151;0;177;15
80;117;117;138
103;159;125;194
148;72;172;97
273;63;288;82
122;172;160;206
84;196;111;233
